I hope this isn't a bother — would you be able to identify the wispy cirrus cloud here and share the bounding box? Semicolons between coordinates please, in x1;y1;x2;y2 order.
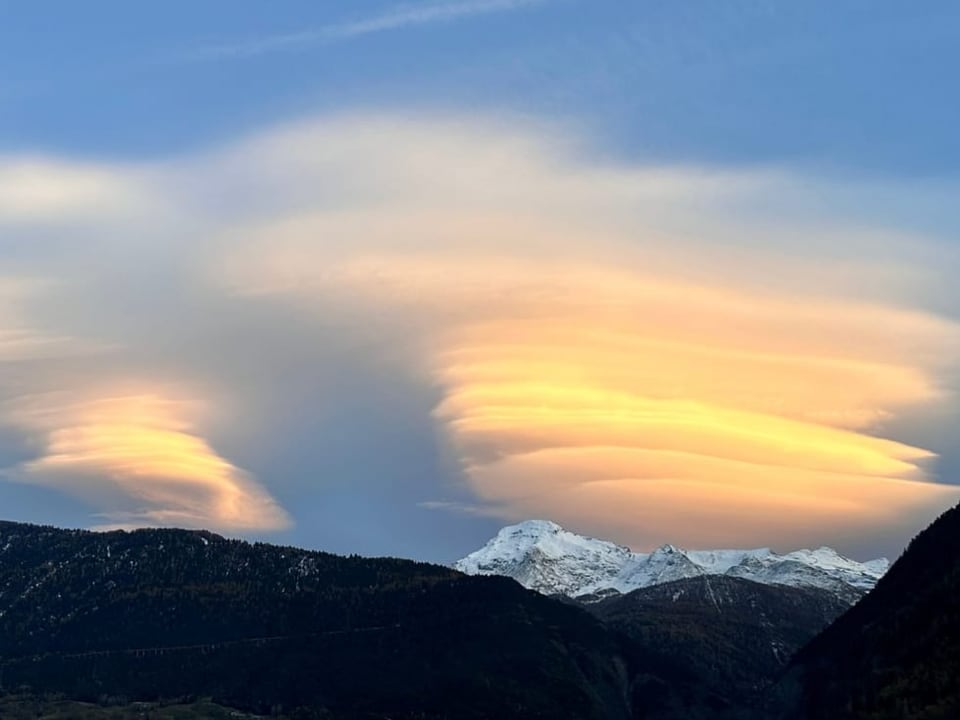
184;0;546;61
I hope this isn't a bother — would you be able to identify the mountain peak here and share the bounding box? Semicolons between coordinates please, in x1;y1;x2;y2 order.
456;521;888;604
500;519;563;537
455;520;632;596
653;543;681;554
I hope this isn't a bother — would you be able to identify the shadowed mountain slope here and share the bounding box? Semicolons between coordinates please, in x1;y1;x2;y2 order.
585;576;848;719
0;521;631;720
777;502;960;720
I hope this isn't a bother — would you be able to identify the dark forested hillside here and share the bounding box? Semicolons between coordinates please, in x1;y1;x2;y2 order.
5;511;956;720
778;502;960;720
0;521;631;720
584;576;848;719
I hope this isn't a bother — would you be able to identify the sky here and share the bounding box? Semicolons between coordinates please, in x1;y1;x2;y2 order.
1;0;959;563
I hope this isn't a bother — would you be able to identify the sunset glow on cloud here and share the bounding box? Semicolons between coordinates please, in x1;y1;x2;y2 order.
0;113;957;554
219;117;960;551
5;393;290;532
249;249;959;549
427;266;959;548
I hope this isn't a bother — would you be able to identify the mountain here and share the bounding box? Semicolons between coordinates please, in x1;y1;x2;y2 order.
0;520;632;720
776;501;960;720
455;520;887;603
5;511;947;720
585;576;849;719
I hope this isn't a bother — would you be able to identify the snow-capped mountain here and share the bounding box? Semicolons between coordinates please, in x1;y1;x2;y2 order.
454;520;889;604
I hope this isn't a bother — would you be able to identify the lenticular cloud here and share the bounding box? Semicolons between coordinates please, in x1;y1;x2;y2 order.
0;111;957;549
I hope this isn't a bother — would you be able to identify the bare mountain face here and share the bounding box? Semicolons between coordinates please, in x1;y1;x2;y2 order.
455;520;887;605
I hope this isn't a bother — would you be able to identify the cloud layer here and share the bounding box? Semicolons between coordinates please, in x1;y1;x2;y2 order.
1;112;958;554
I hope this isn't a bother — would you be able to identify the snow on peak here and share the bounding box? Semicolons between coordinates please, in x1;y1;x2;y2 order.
863;557;891;575
455;521;888;603
497;519;564;544
514;519;562;532
454;520;632;596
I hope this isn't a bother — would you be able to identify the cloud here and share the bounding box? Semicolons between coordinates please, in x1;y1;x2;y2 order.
231;248;959;551
184;0;546;61
213;115;960;553
0;271;291;536
0;278;103;363
0;158;152;224
3;391;290;533
418;499;502;517
0;110;958;556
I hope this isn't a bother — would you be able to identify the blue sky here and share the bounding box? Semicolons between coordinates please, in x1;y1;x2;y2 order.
4;1;958;173
1;1;959;563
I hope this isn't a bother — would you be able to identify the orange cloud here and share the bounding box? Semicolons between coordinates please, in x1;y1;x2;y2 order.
213;114;960;552
6;392;290;532
229;246;960;550
422;260;960;549
2;112;956;552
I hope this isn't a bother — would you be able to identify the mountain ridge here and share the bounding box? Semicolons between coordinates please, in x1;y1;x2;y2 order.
0;518;632;719
455;519;888;603
3;511;953;719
